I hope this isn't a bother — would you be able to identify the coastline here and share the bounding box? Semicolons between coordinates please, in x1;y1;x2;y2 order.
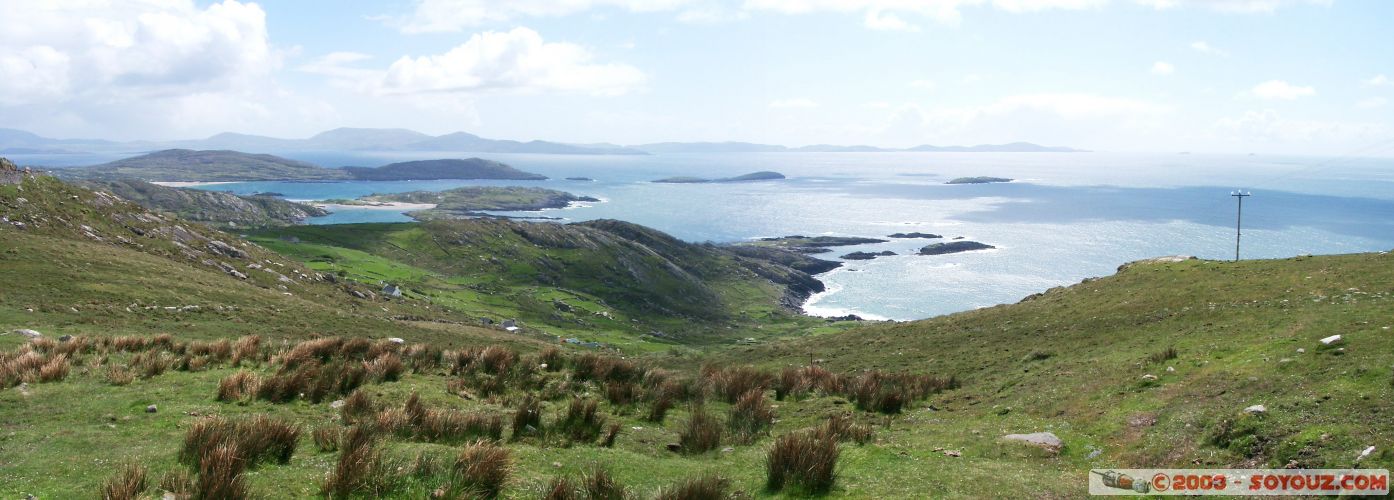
312;201;438;211
150;181;240;188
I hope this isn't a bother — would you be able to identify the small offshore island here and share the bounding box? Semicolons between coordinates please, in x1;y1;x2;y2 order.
945;176;1013;185
744;235;889;254
325;186;599;221
652;171;786;183
919;241;997;255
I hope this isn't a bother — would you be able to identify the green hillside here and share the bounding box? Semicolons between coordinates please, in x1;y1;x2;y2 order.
3;169;1392;498
79;178;327;227
58;149;347;182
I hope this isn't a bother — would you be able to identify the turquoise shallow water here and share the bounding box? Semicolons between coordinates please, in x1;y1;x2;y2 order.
24;151;1394;320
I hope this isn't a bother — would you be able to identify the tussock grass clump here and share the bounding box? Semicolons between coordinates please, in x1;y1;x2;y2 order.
99;463;147;500
421;409;503;442
646;392;674;423
216;371;260;401
814;413;875;445
324;425;383;497
403;343;442;372
512;395;543;439
703;365;772;403
543;476;578;500
104;365;135;386
848;371;957;414
543;466;626;500
678;405;722;454
582;466;627;500
538;346;564;371
366;352;403;382
655;474;734;500
728;389;775;444
558;397;604;443
601;422;621;448
1149;347;1179;364
605;381;637;407
341;389;375;423
179;416;300;469
37;354;70;382
230;335;261;366
158;469;195;498
766;431;839;494
313;425;342;452
452;440;512;499
196;443;247;500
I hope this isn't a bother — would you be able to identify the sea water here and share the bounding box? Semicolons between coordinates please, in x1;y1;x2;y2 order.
21;151;1394;320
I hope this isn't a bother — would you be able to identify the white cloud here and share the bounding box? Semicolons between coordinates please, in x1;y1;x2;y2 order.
1150;61;1174;75
1248;80;1315;100
375;28;645;96
1135;0;1332;13
0;0;274;104
770;98;819;108
1362;75;1393;88
1213;109;1389;146
676;6;751;23
1189;41;1227;56
392;0;694;33
864;9;918;30
909;79;937;90
742;0;1105;27
1356;97;1388;109
982;93;1170;118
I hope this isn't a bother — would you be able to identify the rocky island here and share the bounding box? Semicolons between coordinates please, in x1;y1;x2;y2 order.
743;235;889;254
333;186;598;221
888;232;942;239
945;176;1013;185
652;171;786;183
840;250;896;260
918;241;996;255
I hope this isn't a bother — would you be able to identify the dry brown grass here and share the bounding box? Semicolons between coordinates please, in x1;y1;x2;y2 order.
453;440;512;499
216;371;260;401
703;365;772;403
655;474;733;500
678;405;722;455
512;394;543;439
313;425;342;453
195;443;247;500
323;425;383;497
99;463;146;500
727;389;775;444
558;397;604;443
37;354;70;382
766;431;839;494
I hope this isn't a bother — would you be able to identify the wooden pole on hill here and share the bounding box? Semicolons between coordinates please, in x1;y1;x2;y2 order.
1231;190;1251;261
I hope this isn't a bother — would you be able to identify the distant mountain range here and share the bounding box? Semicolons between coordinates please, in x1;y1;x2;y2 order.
53;150;550;182
0;127;1085;156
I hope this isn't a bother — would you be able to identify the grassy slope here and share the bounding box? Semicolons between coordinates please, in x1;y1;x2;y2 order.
56;149;347;182
250;221;855;352
5;172;1394;498
79;178;327;227
731;253;1394;479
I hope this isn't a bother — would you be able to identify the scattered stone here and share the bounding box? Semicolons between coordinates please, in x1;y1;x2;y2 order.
1165;366;1175;372
351;290;368;300
1357;446;1376;462
330;399;346;409
59;335;73;342
552;462;562;468
666;443;682;452
145;404;157;413
387;337;405;344
1141;374;1158;381
1244;404;1267;414
1001;432;1064;453
1297;348;1306;353
721;447;735;453
1319;335;1343;346
943;449;961;457
1086;447;1103;459
14;329;42;338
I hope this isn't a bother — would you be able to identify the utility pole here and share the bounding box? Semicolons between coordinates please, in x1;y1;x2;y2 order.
1231;190;1251;261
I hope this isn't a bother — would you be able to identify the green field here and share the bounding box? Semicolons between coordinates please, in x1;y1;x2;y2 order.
3;172;1393;498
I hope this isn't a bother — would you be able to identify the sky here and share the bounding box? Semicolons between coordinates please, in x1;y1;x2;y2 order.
2;0;1393;155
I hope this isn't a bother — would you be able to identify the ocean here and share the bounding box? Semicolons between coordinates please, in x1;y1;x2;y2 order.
19;151;1394;321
